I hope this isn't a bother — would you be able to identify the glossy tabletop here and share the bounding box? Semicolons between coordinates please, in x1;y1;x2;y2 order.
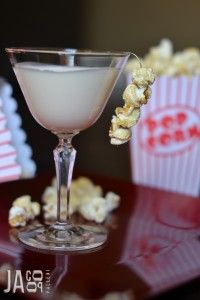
0;173;200;300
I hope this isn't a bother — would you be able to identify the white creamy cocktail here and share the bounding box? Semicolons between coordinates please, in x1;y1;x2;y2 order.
14;63;118;133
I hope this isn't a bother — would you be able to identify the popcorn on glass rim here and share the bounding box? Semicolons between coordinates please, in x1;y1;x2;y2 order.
109;64;155;145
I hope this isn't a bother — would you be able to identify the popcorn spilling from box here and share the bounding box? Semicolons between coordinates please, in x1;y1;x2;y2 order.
8;177;120;227
109;65;155;145
127;39;200;197
126;39;200;76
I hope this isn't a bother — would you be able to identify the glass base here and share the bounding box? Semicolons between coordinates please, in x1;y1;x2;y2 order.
18;223;107;252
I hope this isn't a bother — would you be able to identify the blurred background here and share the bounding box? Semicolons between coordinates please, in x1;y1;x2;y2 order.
0;0;200;181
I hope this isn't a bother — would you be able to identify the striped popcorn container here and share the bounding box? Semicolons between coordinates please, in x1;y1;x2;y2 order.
0;78;36;183
129;75;200;197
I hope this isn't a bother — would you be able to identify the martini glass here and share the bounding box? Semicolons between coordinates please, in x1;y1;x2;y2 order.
6;48;130;252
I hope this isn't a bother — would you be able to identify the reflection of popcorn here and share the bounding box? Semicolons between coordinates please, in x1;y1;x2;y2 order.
109;62;155;145
43;176;120;223
9;195;41;227
102;291;133;300
60;291;133;300
0;263;14;285
9;206;27;227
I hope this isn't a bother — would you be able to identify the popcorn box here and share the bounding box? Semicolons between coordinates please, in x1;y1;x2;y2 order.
0;78;36;182
129;74;200;197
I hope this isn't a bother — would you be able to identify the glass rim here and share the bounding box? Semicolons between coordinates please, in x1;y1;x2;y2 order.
5;47;131;57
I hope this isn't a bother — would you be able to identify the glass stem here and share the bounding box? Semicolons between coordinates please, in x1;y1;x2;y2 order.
53;136;76;225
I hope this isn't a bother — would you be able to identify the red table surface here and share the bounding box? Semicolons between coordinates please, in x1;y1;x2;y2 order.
1;173;200;300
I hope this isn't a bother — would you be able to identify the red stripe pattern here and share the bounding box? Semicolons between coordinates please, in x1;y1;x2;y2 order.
0;96;21;182
130;75;200;197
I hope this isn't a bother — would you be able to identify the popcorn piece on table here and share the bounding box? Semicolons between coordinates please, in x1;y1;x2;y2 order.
43;203;57;221
42;176;120;223
42;184;74;220
78;191;120;223
9;206;27;227
43;176;104;219
42;186;57;204
9;195;41;227
13;195;32;216
8;177;120;226
31;202;40;217
72;176;103;198
78;197;108;223
105;191;120;212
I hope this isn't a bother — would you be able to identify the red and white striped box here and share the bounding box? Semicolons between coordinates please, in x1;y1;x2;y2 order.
0;78;36;183
0;121;21;182
0;94;21;182
129;75;200;197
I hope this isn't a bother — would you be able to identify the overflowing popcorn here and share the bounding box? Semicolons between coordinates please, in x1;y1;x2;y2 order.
126;39;200;76
42;177;120;223
109;66;155;145
9;195;41;227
